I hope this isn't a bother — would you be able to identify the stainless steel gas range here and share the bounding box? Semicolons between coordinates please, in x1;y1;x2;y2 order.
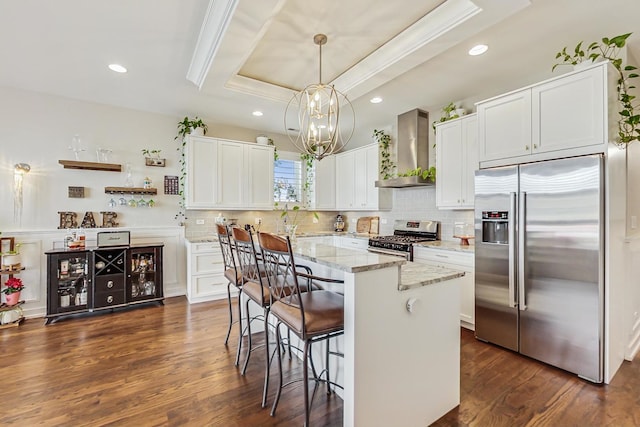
368;220;440;260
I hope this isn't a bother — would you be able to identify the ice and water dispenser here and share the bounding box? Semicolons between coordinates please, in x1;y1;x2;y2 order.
481;211;509;244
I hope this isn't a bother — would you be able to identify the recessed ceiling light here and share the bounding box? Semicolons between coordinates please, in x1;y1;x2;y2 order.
370;97;383;104
468;44;488;56
108;64;127;73
252;111;263;117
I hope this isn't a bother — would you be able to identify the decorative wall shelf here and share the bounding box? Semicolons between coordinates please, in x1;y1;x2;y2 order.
59;160;122;172
104;186;158;195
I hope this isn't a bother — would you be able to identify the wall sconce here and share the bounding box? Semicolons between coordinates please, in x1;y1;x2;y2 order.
14;163;30;224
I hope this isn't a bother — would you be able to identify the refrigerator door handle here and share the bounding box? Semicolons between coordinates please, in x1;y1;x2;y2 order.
518;191;527;311
508;192;517;307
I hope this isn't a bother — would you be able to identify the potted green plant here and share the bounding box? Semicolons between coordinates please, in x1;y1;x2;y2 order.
141;149;165;167
279;204;319;238
397;166;436;182
175;116;208;140
553;33;639;145
373;129;395;179
432;102;465;132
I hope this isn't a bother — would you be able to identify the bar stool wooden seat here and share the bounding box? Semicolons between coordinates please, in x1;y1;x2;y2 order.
257;232;344;427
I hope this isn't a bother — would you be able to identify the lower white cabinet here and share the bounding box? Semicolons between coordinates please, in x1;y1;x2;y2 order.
413;246;475;329
186;240;232;303
335;236;369;251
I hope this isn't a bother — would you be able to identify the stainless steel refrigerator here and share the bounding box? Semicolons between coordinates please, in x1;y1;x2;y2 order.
474;154;603;383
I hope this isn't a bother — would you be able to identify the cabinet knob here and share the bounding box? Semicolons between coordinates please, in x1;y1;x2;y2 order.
533;144;538;149
107;280;114;288
107;295;114;303
525;145;530;150
457;200;460;203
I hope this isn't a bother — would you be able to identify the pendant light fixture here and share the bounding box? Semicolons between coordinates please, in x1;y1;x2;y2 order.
284;34;355;161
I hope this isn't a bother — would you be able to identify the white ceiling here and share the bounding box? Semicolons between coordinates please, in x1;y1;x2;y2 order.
1;0;639;145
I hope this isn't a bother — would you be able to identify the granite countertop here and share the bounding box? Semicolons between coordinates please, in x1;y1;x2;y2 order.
291;241;405;273
399;263;465;291
416;240;475;254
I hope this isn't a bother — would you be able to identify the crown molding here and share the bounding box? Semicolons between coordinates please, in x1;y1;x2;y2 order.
186;0;239;89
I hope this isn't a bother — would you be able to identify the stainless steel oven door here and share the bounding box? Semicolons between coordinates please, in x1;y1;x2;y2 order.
367;246;410;260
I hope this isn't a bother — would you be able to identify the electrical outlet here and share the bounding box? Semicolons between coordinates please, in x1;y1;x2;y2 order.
312;216;319;224
196;219;205;225
380;218;388;224
351;218;357;223
255;217;262;225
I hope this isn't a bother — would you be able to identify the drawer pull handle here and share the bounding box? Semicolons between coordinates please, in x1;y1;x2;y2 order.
107;295;114;303
107;280;114;288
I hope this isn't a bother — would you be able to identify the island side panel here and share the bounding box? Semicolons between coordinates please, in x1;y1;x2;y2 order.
343;267;461;427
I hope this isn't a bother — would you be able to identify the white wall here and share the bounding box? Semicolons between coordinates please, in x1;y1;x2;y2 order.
0;85;286;232
0;86;182;231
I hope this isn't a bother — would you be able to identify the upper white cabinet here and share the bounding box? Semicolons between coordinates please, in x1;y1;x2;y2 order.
310;156;336;210
185;136;217;209
335;143;392;211
477;89;532;163
335;151;355;209
185;136;274;210
436;114;478;209
532;65;605;154
477;63;608;168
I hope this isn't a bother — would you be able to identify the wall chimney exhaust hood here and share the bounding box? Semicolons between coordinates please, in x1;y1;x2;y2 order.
375;108;433;188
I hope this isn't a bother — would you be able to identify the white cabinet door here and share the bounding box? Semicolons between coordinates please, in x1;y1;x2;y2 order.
436;120;463;208
336;151;355;210
354;148;369;208
413;247;475;329
461;115;478;207
478;89;532;163
533;66;605;154
186;137;274;210
186;241;229;303
363;144;381;209
246;144;274;209
185;136;217;209
312;156;336;210
436;115;477;209
336;144;391;211
217;140;244;208
336;236;368;250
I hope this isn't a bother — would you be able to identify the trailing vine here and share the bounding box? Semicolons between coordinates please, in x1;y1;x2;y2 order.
173;116;208;222
300;153;315;208
553;33;639;146
373;129;395;179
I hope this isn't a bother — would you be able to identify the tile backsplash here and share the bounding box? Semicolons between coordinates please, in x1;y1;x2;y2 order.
185;186;473;243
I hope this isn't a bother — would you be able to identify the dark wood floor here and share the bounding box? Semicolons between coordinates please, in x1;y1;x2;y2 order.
1;297;639;426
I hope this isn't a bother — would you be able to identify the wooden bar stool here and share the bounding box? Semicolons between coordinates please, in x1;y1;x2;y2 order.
231;226;272;407
257;232;344;427
216;224;243;366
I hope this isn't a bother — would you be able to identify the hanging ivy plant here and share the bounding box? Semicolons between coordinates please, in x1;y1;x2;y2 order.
373;129;395;179
300;153;315;208
553;33;639;146
173;116;208;222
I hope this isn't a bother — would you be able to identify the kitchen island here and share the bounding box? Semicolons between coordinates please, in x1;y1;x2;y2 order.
290;240;463;427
